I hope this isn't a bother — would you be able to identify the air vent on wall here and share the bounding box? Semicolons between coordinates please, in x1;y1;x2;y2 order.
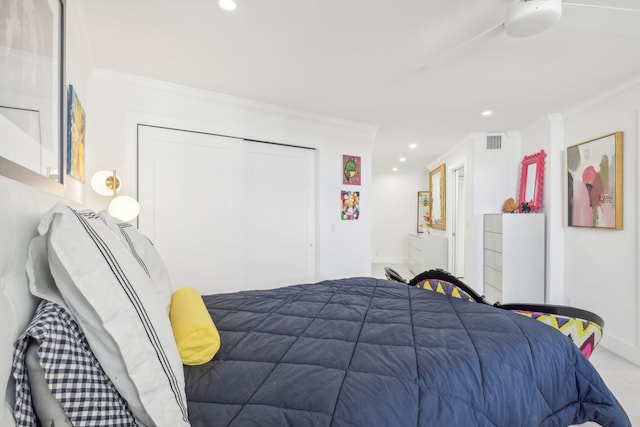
486;134;502;150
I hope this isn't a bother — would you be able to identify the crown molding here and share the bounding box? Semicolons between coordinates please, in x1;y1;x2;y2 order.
89;69;378;137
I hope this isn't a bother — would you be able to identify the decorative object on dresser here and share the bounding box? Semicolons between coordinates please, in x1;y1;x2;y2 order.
483;213;545;305
567;132;623;229
407;233;447;276
428;163;446;230
502;197;519;213
518;150;546;213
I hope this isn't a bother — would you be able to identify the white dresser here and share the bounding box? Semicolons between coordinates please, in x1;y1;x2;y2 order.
483;214;545;304
408;234;448;275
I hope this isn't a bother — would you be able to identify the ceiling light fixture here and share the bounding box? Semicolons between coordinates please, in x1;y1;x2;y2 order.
399;157;407;162
409;144;417;149
392;167;398;172
218;0;237;11
482;110;493;117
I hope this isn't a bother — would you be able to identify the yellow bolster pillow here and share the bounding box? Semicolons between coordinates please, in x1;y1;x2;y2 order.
169;287;220;365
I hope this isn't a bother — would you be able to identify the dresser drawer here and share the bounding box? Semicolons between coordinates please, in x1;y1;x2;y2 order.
483;248;502;271
408;236;421;251
483;231;502;252
484;214;502;233
483;283;502;305
483;266;502;290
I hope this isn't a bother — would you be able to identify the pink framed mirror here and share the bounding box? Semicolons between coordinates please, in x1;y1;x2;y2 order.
518;150;546;213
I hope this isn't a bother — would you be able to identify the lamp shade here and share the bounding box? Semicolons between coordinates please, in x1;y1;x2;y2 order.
91;170;121;196
108;195;140;222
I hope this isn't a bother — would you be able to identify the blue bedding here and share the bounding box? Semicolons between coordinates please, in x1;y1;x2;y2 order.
184;277;630;426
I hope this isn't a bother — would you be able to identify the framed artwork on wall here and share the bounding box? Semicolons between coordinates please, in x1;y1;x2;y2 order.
66;84;85;182
341;190;360;220
417;191;430;233
429;163;446;230
567;132;623;229
342;154;361;185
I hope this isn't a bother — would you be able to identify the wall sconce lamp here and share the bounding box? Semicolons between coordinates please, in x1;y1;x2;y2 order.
91;169;140;222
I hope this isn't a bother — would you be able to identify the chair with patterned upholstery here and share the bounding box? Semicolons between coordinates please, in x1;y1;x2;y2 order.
497;303;604;359
397;269;604;359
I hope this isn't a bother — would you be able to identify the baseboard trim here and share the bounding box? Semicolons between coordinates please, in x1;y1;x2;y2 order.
600;334;640;367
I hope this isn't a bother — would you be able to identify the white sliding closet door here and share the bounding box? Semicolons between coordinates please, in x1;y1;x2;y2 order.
138;125;315;294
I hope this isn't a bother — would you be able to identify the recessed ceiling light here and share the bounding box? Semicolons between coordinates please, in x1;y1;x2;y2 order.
392;167;398;172
408;144;417;149
218;0;237;11
481;110;493;117
399;157;406;162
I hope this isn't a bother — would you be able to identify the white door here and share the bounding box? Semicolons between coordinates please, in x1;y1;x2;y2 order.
137;125;315;294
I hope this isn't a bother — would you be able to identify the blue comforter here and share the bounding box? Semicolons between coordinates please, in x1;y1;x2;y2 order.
184;277;630;426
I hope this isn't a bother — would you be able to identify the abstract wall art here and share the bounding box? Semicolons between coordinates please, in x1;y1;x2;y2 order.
66;84;86;182
567;132;623;229
341;191;360;220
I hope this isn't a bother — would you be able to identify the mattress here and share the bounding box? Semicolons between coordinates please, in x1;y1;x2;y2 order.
184;277;630;426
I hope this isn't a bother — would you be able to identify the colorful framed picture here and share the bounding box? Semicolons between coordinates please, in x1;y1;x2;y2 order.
66;84;86;182
341;191;360;220
342;154;361;185
567;132;623;229
417;191;430;233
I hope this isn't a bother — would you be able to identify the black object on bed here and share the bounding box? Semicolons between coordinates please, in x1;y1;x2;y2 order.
184;277;630;427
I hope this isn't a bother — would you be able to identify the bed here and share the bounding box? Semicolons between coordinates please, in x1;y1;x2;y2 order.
0;194;631;426
185;278;629;426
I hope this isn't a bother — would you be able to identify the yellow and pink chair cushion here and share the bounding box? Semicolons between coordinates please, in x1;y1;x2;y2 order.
498;303;604;360
414;279;478;303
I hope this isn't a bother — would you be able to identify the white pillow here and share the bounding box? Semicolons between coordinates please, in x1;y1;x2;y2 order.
26;234;66;309
38;203;190;426
98;211;173;314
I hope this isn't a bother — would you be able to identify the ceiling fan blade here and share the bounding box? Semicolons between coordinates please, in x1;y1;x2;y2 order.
563;0;640;12
560;0;640;35
416;23;505;72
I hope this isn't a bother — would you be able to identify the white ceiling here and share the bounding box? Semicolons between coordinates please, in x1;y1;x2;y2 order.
76;0;640;174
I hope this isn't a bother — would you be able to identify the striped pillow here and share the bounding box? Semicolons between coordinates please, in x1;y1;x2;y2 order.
97;211;174;314
37;203;189;426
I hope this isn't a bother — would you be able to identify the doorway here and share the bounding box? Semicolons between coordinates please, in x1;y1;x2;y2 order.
450;164;466;279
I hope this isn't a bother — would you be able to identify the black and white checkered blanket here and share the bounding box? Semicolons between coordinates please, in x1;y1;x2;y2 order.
12;300;137;426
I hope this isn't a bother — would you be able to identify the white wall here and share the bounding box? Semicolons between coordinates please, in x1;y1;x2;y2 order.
538;84;639;364
84;70;376;283
519;81;640;365
372;171;428;264
424;133;521;292
61;0;96;202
